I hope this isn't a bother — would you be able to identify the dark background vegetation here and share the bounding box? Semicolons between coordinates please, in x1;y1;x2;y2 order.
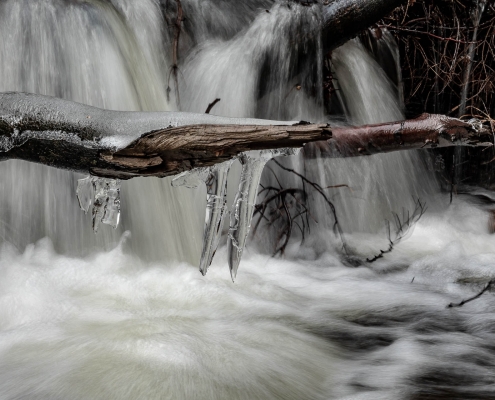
384;0;494;189
329;0;495;189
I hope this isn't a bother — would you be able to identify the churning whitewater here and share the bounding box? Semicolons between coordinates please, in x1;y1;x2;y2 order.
0;0;494;399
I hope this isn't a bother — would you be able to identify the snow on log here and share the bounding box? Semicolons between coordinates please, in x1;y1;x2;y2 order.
0;93;331;179
0;92;491;179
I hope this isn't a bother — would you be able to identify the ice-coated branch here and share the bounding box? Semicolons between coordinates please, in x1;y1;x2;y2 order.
2;93;491;279
0;93;491;180
0;92;331;179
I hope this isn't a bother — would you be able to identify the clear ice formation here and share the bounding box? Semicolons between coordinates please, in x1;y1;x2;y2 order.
77;149;299;276
76;176;93;214
172;149;299;280
171;168;210;189
200;161;233;275
172;160;234;275
170;149;301;279
171;149;300;279
76;176;121;232
227;148;299;281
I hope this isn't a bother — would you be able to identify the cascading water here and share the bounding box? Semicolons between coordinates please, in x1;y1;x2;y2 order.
309;39;439;235
1;1;495;399
0;0;204;263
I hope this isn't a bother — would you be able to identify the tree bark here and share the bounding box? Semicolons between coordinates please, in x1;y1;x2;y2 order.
305;113;492;158
0;93;491;179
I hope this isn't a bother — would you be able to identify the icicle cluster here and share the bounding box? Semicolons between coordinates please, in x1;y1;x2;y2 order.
75;150;298;279
76;176;121;232
172;160;233;276
173;149;300;281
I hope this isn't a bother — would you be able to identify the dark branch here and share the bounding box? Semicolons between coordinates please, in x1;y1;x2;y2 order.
447;279;494;308
205;98;221;114
367;198;427;263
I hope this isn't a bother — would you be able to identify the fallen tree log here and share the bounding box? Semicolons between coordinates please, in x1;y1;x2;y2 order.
0;93;491;179
0;93;332;179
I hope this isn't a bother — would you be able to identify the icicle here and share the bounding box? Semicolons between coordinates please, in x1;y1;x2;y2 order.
92;179;106;232
76;176;121;232
199;160;233;275
101;179;121;229
171;150;300;279
228;148;300;281
76;176;93;214
92;178;121;232
171;161;233;275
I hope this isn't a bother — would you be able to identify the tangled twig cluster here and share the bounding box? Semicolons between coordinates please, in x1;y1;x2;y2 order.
379;0;495;122
253;159;349;256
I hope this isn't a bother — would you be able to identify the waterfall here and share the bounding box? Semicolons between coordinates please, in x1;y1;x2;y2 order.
0;0;203;263
0;0;436;262
1;1;494;399
309;39;438;235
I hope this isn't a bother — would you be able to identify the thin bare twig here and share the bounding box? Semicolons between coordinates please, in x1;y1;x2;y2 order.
447;279;494;308
272;159;349;254
367;198;427;263
205;98;221;114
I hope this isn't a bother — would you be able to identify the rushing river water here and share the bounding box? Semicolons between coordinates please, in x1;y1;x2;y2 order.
0;1;494;399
